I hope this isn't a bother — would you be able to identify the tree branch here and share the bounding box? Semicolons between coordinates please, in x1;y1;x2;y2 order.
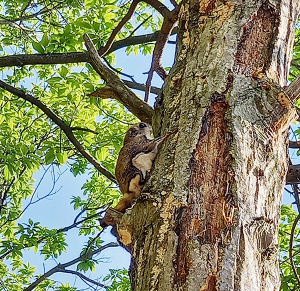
99;0;140;57
290;183;300;213
289;214;300;287
286;165;300;184
289;141;300;148
0;28;177;68
98;0;171;57
144;7;179;102
23;242;119;291
0;80;117;184
58;269;107;288
122;79;160;94
284;74;300;103
70;126;98;134
142;0;171;17
84;33;154;123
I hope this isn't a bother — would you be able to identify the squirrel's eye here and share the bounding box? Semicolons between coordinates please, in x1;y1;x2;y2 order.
139;123;147;128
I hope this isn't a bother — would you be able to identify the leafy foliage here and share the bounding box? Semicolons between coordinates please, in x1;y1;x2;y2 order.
0;0;163;289
1;0;300;289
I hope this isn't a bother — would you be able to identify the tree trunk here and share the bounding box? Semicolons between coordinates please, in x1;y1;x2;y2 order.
116;1;300;290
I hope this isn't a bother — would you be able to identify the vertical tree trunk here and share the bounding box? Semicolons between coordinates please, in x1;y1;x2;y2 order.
116;1;300;290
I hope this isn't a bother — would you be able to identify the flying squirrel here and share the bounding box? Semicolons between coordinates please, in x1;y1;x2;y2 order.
113;122;171;213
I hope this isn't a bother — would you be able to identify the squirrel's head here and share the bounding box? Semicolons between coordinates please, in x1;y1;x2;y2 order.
124;122;153;144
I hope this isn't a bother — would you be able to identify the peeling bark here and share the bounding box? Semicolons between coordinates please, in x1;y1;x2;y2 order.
112;1;300;290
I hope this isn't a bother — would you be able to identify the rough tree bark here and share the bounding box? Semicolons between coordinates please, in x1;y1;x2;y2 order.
113;1;300;290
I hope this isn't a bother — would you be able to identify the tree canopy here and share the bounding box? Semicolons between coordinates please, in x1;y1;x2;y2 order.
0;0;300;290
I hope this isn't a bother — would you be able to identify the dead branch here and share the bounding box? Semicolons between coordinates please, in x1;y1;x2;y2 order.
84;33;154;123
0;80;117;184
0;28;177;68
289;214;300;287
23;242;119;291
144;7;179;102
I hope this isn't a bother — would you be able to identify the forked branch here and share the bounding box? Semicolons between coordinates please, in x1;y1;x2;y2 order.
23;242;119;291
99;0;140;56
84;33;154;123
99;0;171;57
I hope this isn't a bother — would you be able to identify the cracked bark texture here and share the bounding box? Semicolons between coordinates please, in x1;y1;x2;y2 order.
115;1;300;290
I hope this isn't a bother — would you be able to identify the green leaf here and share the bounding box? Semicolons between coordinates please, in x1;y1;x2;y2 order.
45;149;55;165
32;41;45;53
20;145;28;155
57;152;68;164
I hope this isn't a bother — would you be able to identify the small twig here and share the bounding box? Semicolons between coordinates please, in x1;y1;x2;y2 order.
58;269;107;289
99;0;171;57
289;214;300;287
103;57;136;82
70;126;98;135
97;102;134;126
129;15;152;37
99;0;140;56
280;249;300;265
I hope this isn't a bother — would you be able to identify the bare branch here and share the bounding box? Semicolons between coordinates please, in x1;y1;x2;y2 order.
144;7;179;102
289;214;300;287
289;141;300;148
58;269;107;289
0;28;177;68
284;74;300;103
84;33;154;123
23;242;119;291
98;0;171;57
0;80;117;184
70;126;98;134
122;79;160;94
142;0;171;17
0;206;108;260
129;15;152;37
